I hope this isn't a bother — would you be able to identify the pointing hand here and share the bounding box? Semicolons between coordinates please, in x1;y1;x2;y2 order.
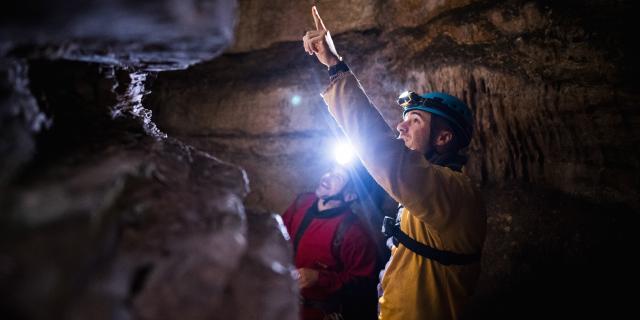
302;6;341;67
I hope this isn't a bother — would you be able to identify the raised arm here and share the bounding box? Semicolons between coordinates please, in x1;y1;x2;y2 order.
302;7;464;229
322;75;463;229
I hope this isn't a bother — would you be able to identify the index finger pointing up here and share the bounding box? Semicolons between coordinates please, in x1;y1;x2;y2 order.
312;6;326;31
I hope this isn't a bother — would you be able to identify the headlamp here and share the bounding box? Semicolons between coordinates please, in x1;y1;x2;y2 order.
397;91;425;109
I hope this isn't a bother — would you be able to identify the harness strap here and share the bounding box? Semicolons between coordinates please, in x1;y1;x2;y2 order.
293;204;317;255
331;213;357;263
382;216;479;266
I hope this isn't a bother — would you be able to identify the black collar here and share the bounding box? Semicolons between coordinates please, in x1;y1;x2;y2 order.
426;150;467;172
309;199;350;219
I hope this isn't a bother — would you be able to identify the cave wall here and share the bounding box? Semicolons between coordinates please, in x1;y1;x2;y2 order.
0;59;298;320
0;0;236;70
1;0;638;318
1;1;300;319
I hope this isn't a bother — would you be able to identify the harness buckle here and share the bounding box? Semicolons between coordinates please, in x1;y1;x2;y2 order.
382;216;398;238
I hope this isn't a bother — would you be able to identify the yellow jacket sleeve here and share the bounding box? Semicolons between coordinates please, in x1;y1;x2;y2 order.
322;72;465;230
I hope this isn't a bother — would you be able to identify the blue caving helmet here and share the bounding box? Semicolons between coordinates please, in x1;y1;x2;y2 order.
398;91;474;147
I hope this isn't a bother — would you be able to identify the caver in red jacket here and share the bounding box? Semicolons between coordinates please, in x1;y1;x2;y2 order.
282;192;378;320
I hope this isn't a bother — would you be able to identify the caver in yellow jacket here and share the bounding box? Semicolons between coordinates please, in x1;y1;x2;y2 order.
322;71;486;320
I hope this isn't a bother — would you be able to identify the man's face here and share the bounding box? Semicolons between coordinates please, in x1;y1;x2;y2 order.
396;110;432;154
315;166;350;199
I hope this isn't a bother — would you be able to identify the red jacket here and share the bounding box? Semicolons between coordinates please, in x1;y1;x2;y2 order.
282;193;377;319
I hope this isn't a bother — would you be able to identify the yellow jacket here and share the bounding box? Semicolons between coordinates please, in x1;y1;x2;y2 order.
322;72;486;320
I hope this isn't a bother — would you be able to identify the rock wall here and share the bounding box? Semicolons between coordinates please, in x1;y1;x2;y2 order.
0;60;298;320
1;0;638;318
1;0;237;70
1;1;301;319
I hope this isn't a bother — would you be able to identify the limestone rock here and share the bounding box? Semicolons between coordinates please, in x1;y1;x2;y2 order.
0;60;297;320
1;0;237;71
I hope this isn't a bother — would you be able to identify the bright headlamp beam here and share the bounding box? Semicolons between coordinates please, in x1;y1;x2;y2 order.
333;141;355;165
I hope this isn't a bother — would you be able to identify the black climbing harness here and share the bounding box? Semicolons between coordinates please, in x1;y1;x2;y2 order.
382;215;480;266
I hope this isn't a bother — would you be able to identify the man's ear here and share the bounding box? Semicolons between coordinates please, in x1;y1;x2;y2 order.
434;129;454;147
343;191;358;203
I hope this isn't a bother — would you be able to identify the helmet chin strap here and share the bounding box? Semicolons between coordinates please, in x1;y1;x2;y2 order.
320;174;360;206
321;179;357;206
321;193;345;206
425;144;466;172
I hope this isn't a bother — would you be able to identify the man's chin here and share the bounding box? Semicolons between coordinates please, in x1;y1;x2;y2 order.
398;137;412;149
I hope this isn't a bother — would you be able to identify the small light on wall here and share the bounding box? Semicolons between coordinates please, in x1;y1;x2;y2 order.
291;95;301;106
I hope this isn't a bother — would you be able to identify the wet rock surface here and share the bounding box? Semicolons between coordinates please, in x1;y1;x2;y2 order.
1;0;237;71
0;60;299;319
222;210;299;320
2;1;303;318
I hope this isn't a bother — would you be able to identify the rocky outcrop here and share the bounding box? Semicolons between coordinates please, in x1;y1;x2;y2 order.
1;0;237;71
0;50;297;320
2;2;303;319
0;59;48;188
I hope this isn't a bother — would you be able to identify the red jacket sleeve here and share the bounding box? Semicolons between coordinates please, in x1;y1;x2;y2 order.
315;223;377;294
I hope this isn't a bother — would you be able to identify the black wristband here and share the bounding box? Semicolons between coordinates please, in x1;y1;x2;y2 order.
328;60;349;79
